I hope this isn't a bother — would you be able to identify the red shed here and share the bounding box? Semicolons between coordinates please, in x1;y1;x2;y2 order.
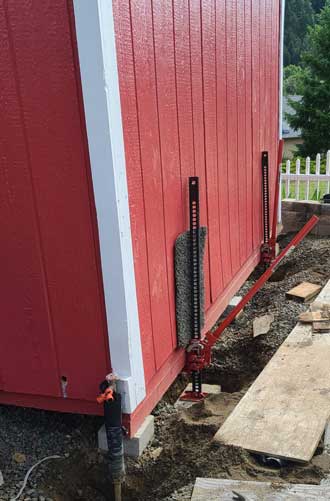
0;0;283;436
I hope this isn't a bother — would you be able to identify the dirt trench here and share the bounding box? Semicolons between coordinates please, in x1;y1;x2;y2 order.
41;235;330;501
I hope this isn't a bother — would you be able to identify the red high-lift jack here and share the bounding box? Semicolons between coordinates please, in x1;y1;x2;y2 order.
183;141;319;401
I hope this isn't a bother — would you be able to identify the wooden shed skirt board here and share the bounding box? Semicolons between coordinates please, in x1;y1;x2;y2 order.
214;279;330;463
191;478;330;500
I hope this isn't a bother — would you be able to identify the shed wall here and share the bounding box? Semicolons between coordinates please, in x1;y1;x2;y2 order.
0;0;109;405
113;0;280;389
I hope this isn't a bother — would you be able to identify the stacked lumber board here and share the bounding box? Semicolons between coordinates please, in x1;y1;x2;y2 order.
214;279;330;463
191;478;330;500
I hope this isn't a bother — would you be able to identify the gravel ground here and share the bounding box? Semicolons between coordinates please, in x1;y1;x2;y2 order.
0;234;329;501
0;409;103;500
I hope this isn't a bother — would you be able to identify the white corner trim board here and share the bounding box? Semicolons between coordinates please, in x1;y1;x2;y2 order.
73;0;146;413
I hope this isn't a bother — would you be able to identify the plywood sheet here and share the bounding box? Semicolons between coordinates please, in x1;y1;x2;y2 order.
214;280;330;462
191;478;330;500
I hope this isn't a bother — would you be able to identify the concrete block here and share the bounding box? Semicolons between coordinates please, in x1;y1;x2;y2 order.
321;203;330;215
98;414;154;458
282;200;308;213
275;242;280;257
319;215;330;225
282;200;323;216
311;224;319;236
305;203;322;216
324;421;330;455
314;224;330;237
222;295;243;319
301;200;321;214
282;211;306;233
282;210;307;223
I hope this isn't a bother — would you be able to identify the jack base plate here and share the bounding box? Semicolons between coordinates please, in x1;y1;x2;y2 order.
179;391;208;402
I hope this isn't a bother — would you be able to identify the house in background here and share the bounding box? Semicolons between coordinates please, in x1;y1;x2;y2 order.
282;95;303;159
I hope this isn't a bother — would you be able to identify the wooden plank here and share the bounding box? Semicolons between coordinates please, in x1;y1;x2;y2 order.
152;0;183;351
311;301;330;312
215;0;232;288
313;321;330;332
12;1;115;401
214;280;330;462
226;0;240;275
189;0;211;310
0;3;60;397
251;0;261;250
237;0;247;266
286;282;322;302
244;0;254;259
299;311;330;323
201;0;223;299
113;0;156;384
191;478;330;500
130;0;173;369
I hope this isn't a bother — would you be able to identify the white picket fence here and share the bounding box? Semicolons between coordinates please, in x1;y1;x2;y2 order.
281;151;330;202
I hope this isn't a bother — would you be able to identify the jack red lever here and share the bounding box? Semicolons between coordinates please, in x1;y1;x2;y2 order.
185;215;319;377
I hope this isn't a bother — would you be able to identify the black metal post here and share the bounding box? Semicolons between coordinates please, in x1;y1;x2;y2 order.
189;177;202;394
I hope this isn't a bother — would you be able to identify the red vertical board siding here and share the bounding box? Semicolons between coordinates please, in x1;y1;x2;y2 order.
270;0;279;226
251;0;261;250
152;0;183;350
0;1;109;401
244;0;253;258
226;0;240;273
173;0;195;227
113;0;280;393
216;0;232;288
112;0;156;384
129;0;173;371
237;0;247;265
201;0;223;300
0;1;59;396
189;0;211;310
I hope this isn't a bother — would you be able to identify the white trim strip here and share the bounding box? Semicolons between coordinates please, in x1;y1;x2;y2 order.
73;0;146;413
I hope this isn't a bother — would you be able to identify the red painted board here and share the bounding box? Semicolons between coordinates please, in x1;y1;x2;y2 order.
226;0;240;274
216;0;232;288
173;0;195;228
245;0;253;257
189;0;211;310
251;0;261;250
0;1;60;397
201;0;223;300
237;0;248;265
0;0;109;401
152;0;183;351
130;0;173;370
113;0;156;385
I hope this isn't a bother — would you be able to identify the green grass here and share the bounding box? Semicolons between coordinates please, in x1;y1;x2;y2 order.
281;157;330;201
281;180;330;201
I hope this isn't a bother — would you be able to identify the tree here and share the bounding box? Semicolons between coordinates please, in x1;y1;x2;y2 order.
283;65;306;95
288;2;330;156
284;0;314;66
311;0;326;13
